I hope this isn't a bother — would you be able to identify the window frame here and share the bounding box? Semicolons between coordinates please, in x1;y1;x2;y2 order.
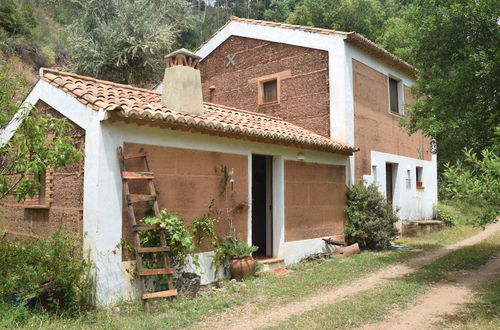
257;75;281;106
388;76;404;115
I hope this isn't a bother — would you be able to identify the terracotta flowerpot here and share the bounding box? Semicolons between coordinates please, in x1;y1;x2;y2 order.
229;257;256;280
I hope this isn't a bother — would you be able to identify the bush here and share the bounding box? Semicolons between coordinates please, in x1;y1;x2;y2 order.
0;231;94;313
344;183;399;249
435;203;457;226
441;144;499;227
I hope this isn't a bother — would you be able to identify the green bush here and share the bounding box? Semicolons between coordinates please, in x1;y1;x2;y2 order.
441;142;499;227
434;203;457;226
344;183;399;250
0;231;94;313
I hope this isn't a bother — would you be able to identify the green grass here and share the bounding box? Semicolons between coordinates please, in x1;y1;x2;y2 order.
0;224;489;329
268;232;500;330
437;279;500;329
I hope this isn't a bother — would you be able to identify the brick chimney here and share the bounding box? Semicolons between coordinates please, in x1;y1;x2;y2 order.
161;48;203;115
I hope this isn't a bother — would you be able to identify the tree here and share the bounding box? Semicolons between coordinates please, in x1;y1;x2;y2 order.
284;0;398;41
0;0;37;37
400;0;500;170
66;0;194;86
0;59;81;201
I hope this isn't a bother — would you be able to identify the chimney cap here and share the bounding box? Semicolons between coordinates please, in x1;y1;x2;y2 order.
165;48;201;60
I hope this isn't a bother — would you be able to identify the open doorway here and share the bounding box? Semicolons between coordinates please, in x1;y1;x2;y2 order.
251;154;273;257
385;162;397;204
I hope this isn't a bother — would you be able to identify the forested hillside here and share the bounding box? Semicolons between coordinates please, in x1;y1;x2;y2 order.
1;0;499;173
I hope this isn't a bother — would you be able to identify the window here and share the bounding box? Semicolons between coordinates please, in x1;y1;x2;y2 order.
262;79;278;103
24;170;52;208
389;77;400;114
406;169;412;189
416;166;423;189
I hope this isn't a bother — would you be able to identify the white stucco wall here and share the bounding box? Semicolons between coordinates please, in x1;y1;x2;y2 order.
362;151;438;220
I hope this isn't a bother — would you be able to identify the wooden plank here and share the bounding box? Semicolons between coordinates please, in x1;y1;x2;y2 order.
122;171;154;180
137;246;169;253
123;152;147;160
127;194;156;203
142;289;177;300
132;224;157;231
139;268;174;276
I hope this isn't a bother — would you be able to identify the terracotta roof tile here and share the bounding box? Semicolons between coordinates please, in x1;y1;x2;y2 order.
41;68;357;155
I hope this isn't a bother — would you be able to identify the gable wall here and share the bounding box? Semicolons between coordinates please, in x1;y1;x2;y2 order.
352;59;432;181
0;101;85;239
200;36;331;137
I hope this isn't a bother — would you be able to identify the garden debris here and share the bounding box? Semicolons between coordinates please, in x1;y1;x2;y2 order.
331;243;361;258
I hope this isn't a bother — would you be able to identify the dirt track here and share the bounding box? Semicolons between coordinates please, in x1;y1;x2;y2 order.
192;222;500;330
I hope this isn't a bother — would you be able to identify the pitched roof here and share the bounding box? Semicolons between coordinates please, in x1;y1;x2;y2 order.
41;68;357;155
224;17;416;78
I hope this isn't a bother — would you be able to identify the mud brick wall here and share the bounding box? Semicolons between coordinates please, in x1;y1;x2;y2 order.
122;143;248;259
284;160;346;242
0;101;85;239
200;36;331;137
353;60;432;181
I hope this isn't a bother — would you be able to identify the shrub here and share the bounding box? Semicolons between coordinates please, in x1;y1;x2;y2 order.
435;203;457;226
441;144;499;227
0;231;94;313
344;183;399;249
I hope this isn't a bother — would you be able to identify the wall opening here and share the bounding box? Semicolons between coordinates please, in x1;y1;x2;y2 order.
385;162;397;204
416;166;424;189
252;154;273;257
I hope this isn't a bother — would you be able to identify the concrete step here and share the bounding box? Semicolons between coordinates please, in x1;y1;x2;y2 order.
256;257;285;272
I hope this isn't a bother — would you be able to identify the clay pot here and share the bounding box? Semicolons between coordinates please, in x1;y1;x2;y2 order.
229;257;256;280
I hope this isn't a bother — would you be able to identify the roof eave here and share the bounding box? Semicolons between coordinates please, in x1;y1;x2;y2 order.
109;111;357;156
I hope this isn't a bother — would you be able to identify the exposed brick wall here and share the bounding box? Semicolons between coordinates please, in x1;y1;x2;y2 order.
200;36;331;137
0;101;85;239
122;143;248;259
284;161;346;242
353;60;432;181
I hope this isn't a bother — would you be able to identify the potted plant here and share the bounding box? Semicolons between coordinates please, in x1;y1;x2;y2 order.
217;237;258;280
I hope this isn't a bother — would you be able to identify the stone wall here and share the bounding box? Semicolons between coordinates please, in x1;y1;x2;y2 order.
352;59;433;181
122;143;248;259
0;101;85;239
284;160;346;242
200;36;331;137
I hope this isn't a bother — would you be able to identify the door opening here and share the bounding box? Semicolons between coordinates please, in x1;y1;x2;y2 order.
385;163;396;204
251;154;273;257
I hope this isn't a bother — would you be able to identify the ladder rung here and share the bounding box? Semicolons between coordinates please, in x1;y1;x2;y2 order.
123;152;147;160
142;289;177;300
137;246;169;253
127;194;156;203
122;171;154;180
132;224;157;231
139;268;174;276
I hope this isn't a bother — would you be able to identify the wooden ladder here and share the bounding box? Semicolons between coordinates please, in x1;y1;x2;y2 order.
117;147;177;312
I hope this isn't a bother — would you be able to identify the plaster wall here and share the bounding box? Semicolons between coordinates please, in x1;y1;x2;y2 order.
363;151;438;220
284;160;346;242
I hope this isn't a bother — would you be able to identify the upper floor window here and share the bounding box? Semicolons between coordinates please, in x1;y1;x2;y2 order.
388;77;402;114
261;79;278;104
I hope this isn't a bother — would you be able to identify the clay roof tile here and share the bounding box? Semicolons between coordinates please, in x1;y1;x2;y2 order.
40;68;357;155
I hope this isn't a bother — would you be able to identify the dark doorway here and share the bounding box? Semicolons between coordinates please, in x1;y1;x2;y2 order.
385;163;394;204
252;154;273;257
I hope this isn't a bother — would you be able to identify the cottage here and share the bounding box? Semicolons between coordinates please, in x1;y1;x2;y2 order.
0;17;437;306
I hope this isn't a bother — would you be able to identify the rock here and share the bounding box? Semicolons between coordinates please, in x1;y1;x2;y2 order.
176;272;201;299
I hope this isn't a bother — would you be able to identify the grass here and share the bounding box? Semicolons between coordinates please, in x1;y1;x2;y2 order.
437;279;500;329
0;222;489;329
268;231;500;330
